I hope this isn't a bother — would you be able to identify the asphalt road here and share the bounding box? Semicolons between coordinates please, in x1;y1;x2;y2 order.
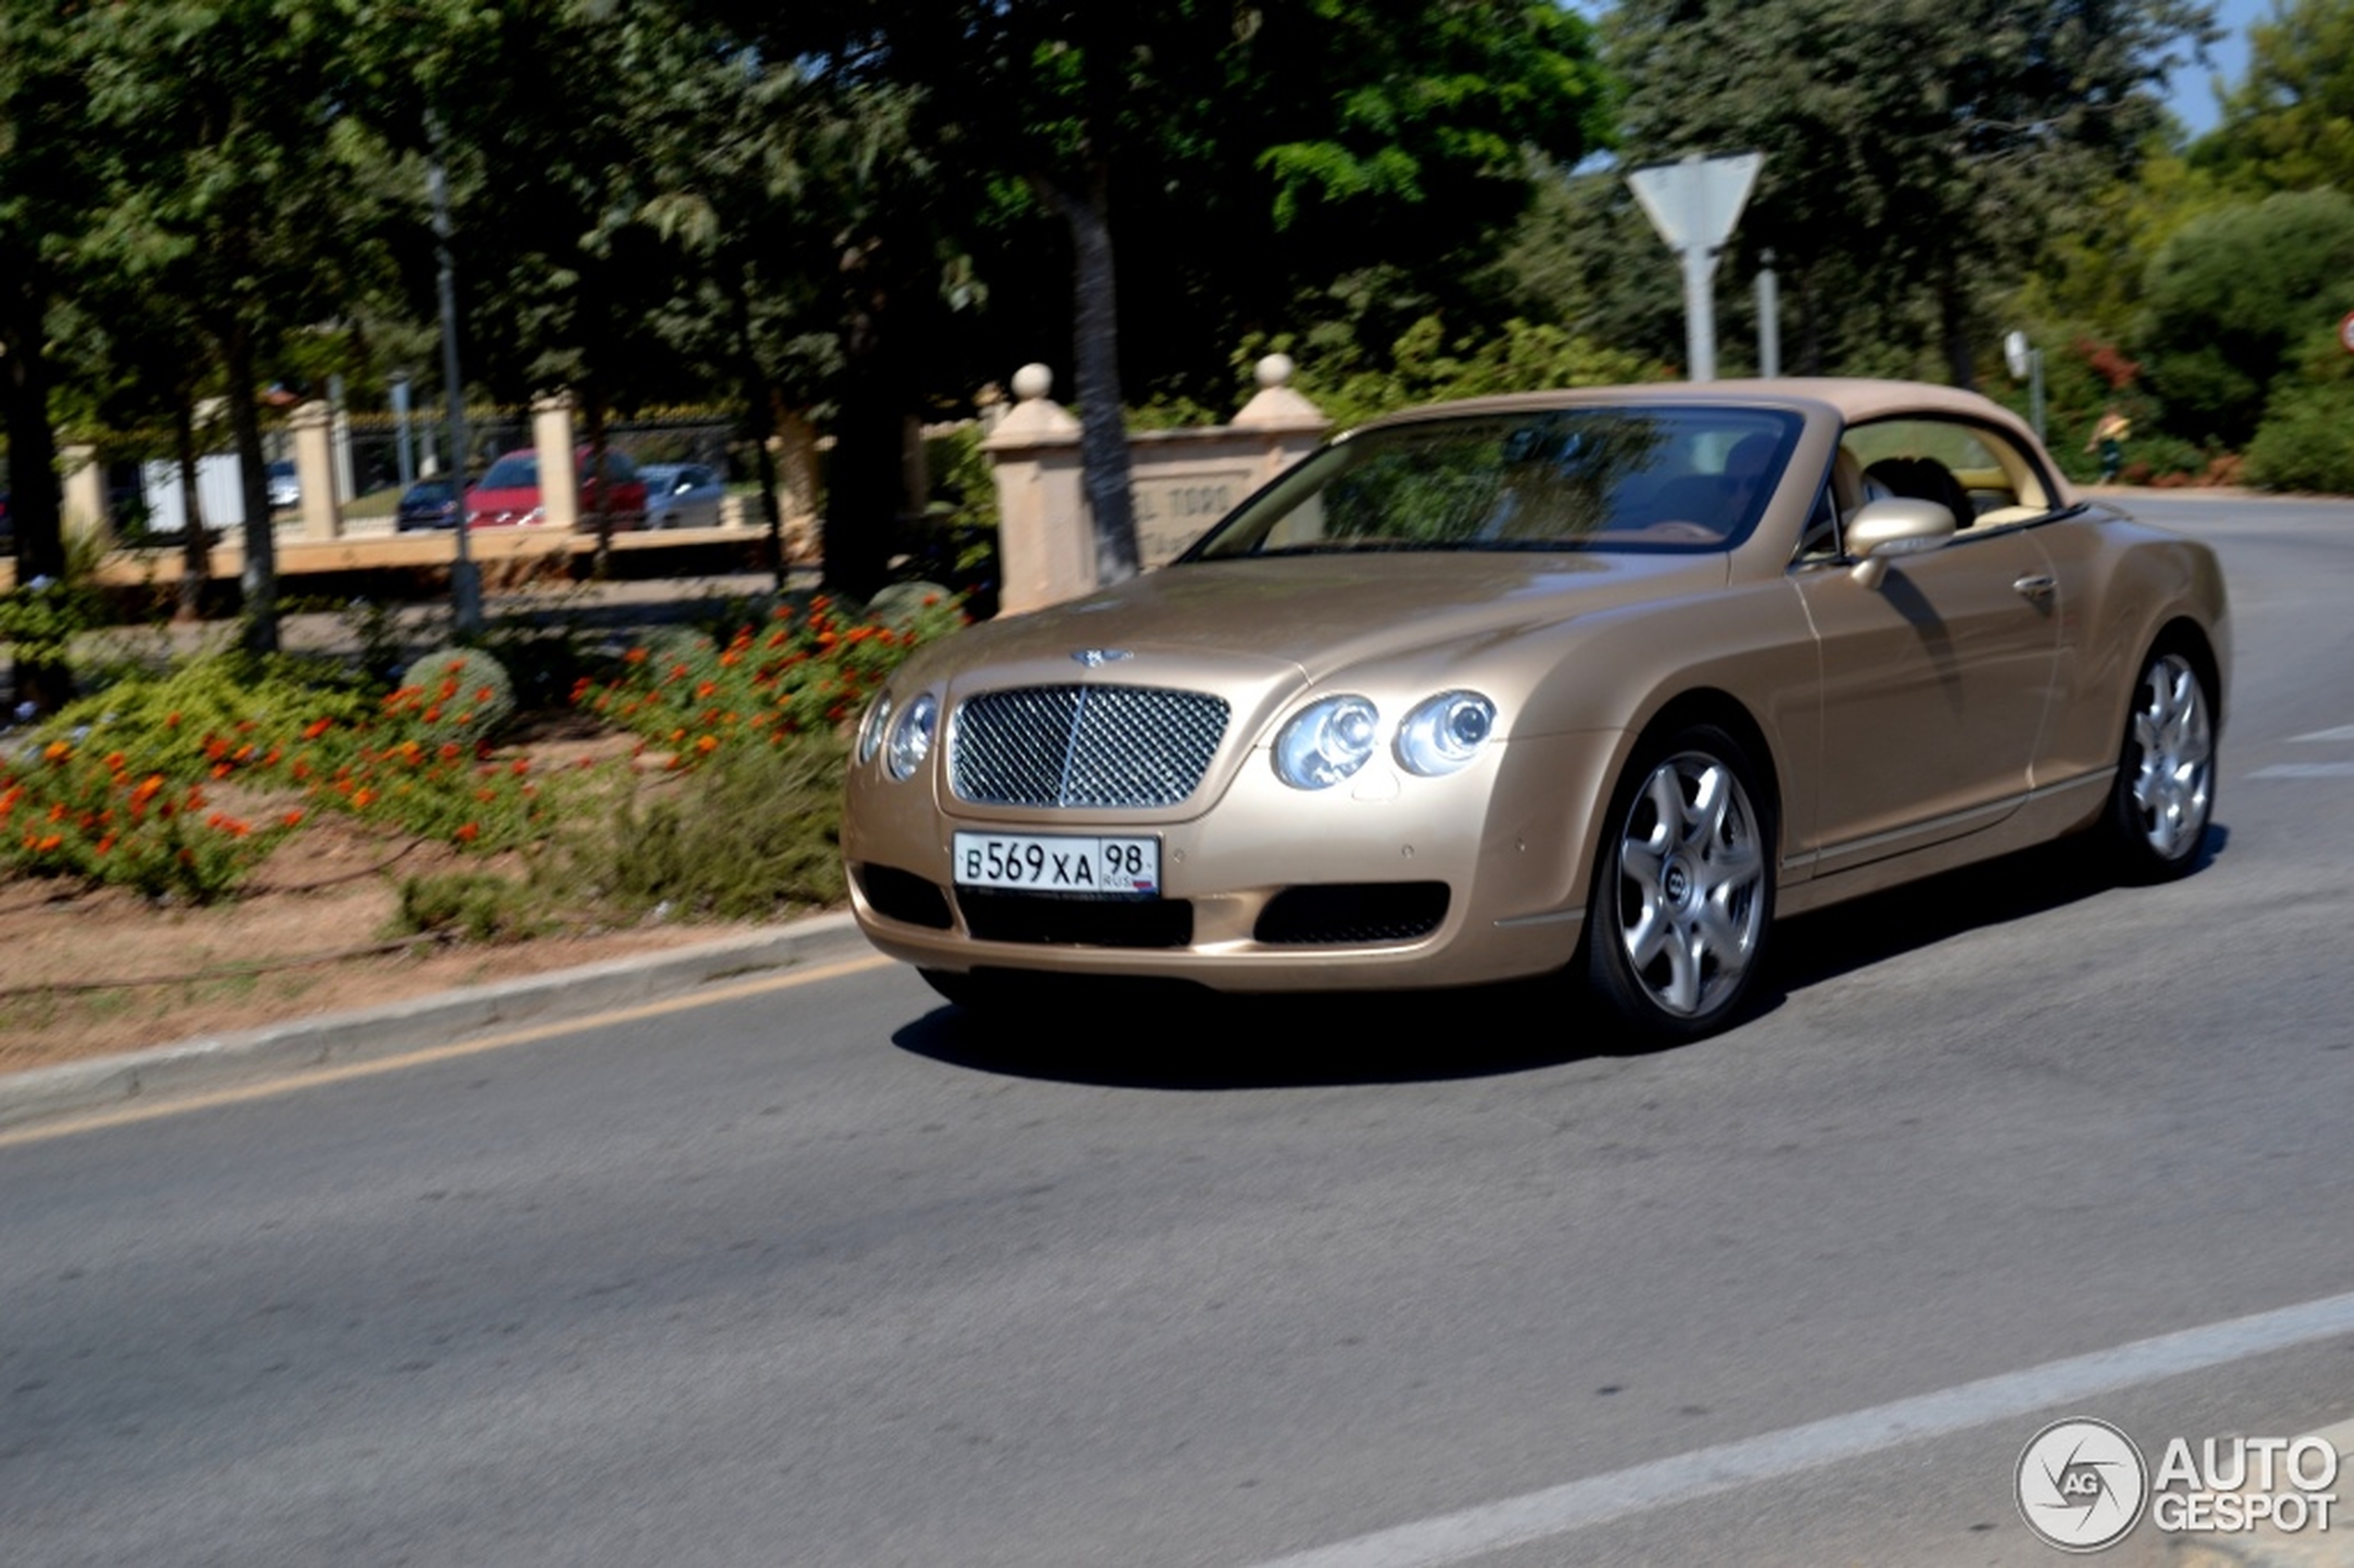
6;491;2353;1567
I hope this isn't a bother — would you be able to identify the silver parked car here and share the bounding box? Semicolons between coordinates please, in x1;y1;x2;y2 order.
639;462;726;530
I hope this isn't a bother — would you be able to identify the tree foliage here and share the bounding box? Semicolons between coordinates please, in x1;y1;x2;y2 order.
2201;0;2354;194
2137;186;2354;446
1606;0;2218;386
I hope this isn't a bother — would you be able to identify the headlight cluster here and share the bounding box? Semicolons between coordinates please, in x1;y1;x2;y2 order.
862;689;938;781
1273;689;1497;790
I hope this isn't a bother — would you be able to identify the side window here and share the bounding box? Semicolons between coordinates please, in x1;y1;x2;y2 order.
1840;417;2056;534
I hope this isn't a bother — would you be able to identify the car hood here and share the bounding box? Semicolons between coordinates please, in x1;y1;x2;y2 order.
926;551;1730;685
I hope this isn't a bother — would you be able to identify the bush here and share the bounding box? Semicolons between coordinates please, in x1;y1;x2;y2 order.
573;734;849;920
2243;382;2354;494
576;591;964;756
393;646;516;744
388;870;551;942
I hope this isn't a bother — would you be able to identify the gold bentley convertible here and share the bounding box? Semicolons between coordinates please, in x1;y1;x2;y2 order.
843;380;2227;1040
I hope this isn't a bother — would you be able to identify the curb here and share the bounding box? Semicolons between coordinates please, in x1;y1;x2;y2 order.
0;912;873;1132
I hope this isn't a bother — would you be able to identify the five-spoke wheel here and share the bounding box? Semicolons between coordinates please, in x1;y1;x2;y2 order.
1587;726;1773;1041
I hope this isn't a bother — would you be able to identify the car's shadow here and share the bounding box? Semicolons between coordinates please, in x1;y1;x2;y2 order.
892;974;1618;1089
892;824;2229;1089
1759;821;2229;997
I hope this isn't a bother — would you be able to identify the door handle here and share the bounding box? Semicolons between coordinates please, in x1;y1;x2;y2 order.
2014;574;2057;603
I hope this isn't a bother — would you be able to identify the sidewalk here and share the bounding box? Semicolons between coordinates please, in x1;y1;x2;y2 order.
0;910;874;1132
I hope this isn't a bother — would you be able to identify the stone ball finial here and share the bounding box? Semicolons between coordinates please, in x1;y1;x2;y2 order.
1012;363;1055;401
1254;353;1296;390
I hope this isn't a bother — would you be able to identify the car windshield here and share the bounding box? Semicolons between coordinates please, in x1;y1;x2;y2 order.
477;454;538;489
1184;405;1802;559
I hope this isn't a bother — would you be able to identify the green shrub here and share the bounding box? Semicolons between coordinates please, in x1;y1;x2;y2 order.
584;734;848;921
394;646;516;744
2243;382;2354;494
576;591;963;754
388;870;551;942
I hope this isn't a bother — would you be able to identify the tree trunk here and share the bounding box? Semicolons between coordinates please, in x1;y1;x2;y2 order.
3;275;73;714
1939;261;1976;391
221;324;279;654
173;399;212;624
1036;169;1139;585
826;236;902;603
728;265;789;594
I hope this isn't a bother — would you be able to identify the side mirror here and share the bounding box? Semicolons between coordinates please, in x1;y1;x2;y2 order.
1845;497;1955;588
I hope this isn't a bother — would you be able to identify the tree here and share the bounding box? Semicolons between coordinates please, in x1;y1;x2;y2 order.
2137;186;2354;446
70;0;385;654
709;0;1610;590
1607;0;2218;386
2201;0;2354;194
0;2;95;711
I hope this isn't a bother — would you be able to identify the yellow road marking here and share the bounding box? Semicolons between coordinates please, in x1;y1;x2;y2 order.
0;951;894;1148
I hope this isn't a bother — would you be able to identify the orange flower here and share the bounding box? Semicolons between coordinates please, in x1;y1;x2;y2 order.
131;775;165;808
625;647;649;664
454;823;479;843
104;751;127;773
43;740;70;763
303;717;333;740
695;734;719;754
35;833;61;853
211;763;233;779
95;835;116;855
282;810;305;828
352;788;375;808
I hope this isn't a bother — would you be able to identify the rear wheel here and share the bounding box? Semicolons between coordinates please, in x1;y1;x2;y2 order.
2102;647;2215;881
1585;726;1774;1042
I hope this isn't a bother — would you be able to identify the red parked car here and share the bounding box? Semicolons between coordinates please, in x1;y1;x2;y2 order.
464;447;649;529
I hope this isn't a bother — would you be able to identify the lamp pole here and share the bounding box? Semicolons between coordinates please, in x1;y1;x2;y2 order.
428;131;483;635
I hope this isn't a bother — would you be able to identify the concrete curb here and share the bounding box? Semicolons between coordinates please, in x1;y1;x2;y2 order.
0;912;873;1132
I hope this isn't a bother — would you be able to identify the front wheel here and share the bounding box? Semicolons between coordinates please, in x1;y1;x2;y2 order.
1585;726;1775;1043
2101;647;2216;881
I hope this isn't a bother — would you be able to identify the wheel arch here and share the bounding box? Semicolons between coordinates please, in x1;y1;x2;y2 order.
1626;686;1785;848
2146;615;2225;738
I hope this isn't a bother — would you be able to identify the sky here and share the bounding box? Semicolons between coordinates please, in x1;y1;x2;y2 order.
2168;0;2268;135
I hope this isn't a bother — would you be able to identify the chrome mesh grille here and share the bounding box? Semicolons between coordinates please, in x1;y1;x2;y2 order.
951;685;1230;808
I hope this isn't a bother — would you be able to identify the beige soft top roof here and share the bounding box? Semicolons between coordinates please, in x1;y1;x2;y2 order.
1348;377;2075;507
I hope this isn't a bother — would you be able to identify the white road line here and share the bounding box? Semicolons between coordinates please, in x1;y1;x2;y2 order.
1242;1290;2354;1568
2247;763;2354;779
2290;726;2354;743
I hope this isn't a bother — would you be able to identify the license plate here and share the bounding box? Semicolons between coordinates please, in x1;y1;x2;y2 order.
952;831;1159;896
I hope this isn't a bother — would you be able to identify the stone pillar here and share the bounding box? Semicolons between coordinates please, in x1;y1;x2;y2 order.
59;444;111;548
1229;353;1330;483
531;393;578;529
981;364;1091;615
292;399;342;540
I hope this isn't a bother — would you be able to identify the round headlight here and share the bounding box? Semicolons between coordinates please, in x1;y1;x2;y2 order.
1397;690;1496;777
1274;695;1380;790
885;691;938;781
856;692;894;765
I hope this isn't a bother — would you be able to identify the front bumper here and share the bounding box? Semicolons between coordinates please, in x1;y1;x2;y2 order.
842;730;1624;992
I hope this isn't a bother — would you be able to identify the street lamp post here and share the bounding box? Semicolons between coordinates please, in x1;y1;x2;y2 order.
428;139;483;635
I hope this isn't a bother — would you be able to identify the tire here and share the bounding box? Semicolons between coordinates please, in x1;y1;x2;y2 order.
1585;724;1775;1042
2101;646;2216;882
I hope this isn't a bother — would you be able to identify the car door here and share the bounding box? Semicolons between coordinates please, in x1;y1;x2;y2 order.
1791;416;2062;871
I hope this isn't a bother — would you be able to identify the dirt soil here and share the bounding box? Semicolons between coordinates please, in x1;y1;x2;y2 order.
0;735;763;1078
